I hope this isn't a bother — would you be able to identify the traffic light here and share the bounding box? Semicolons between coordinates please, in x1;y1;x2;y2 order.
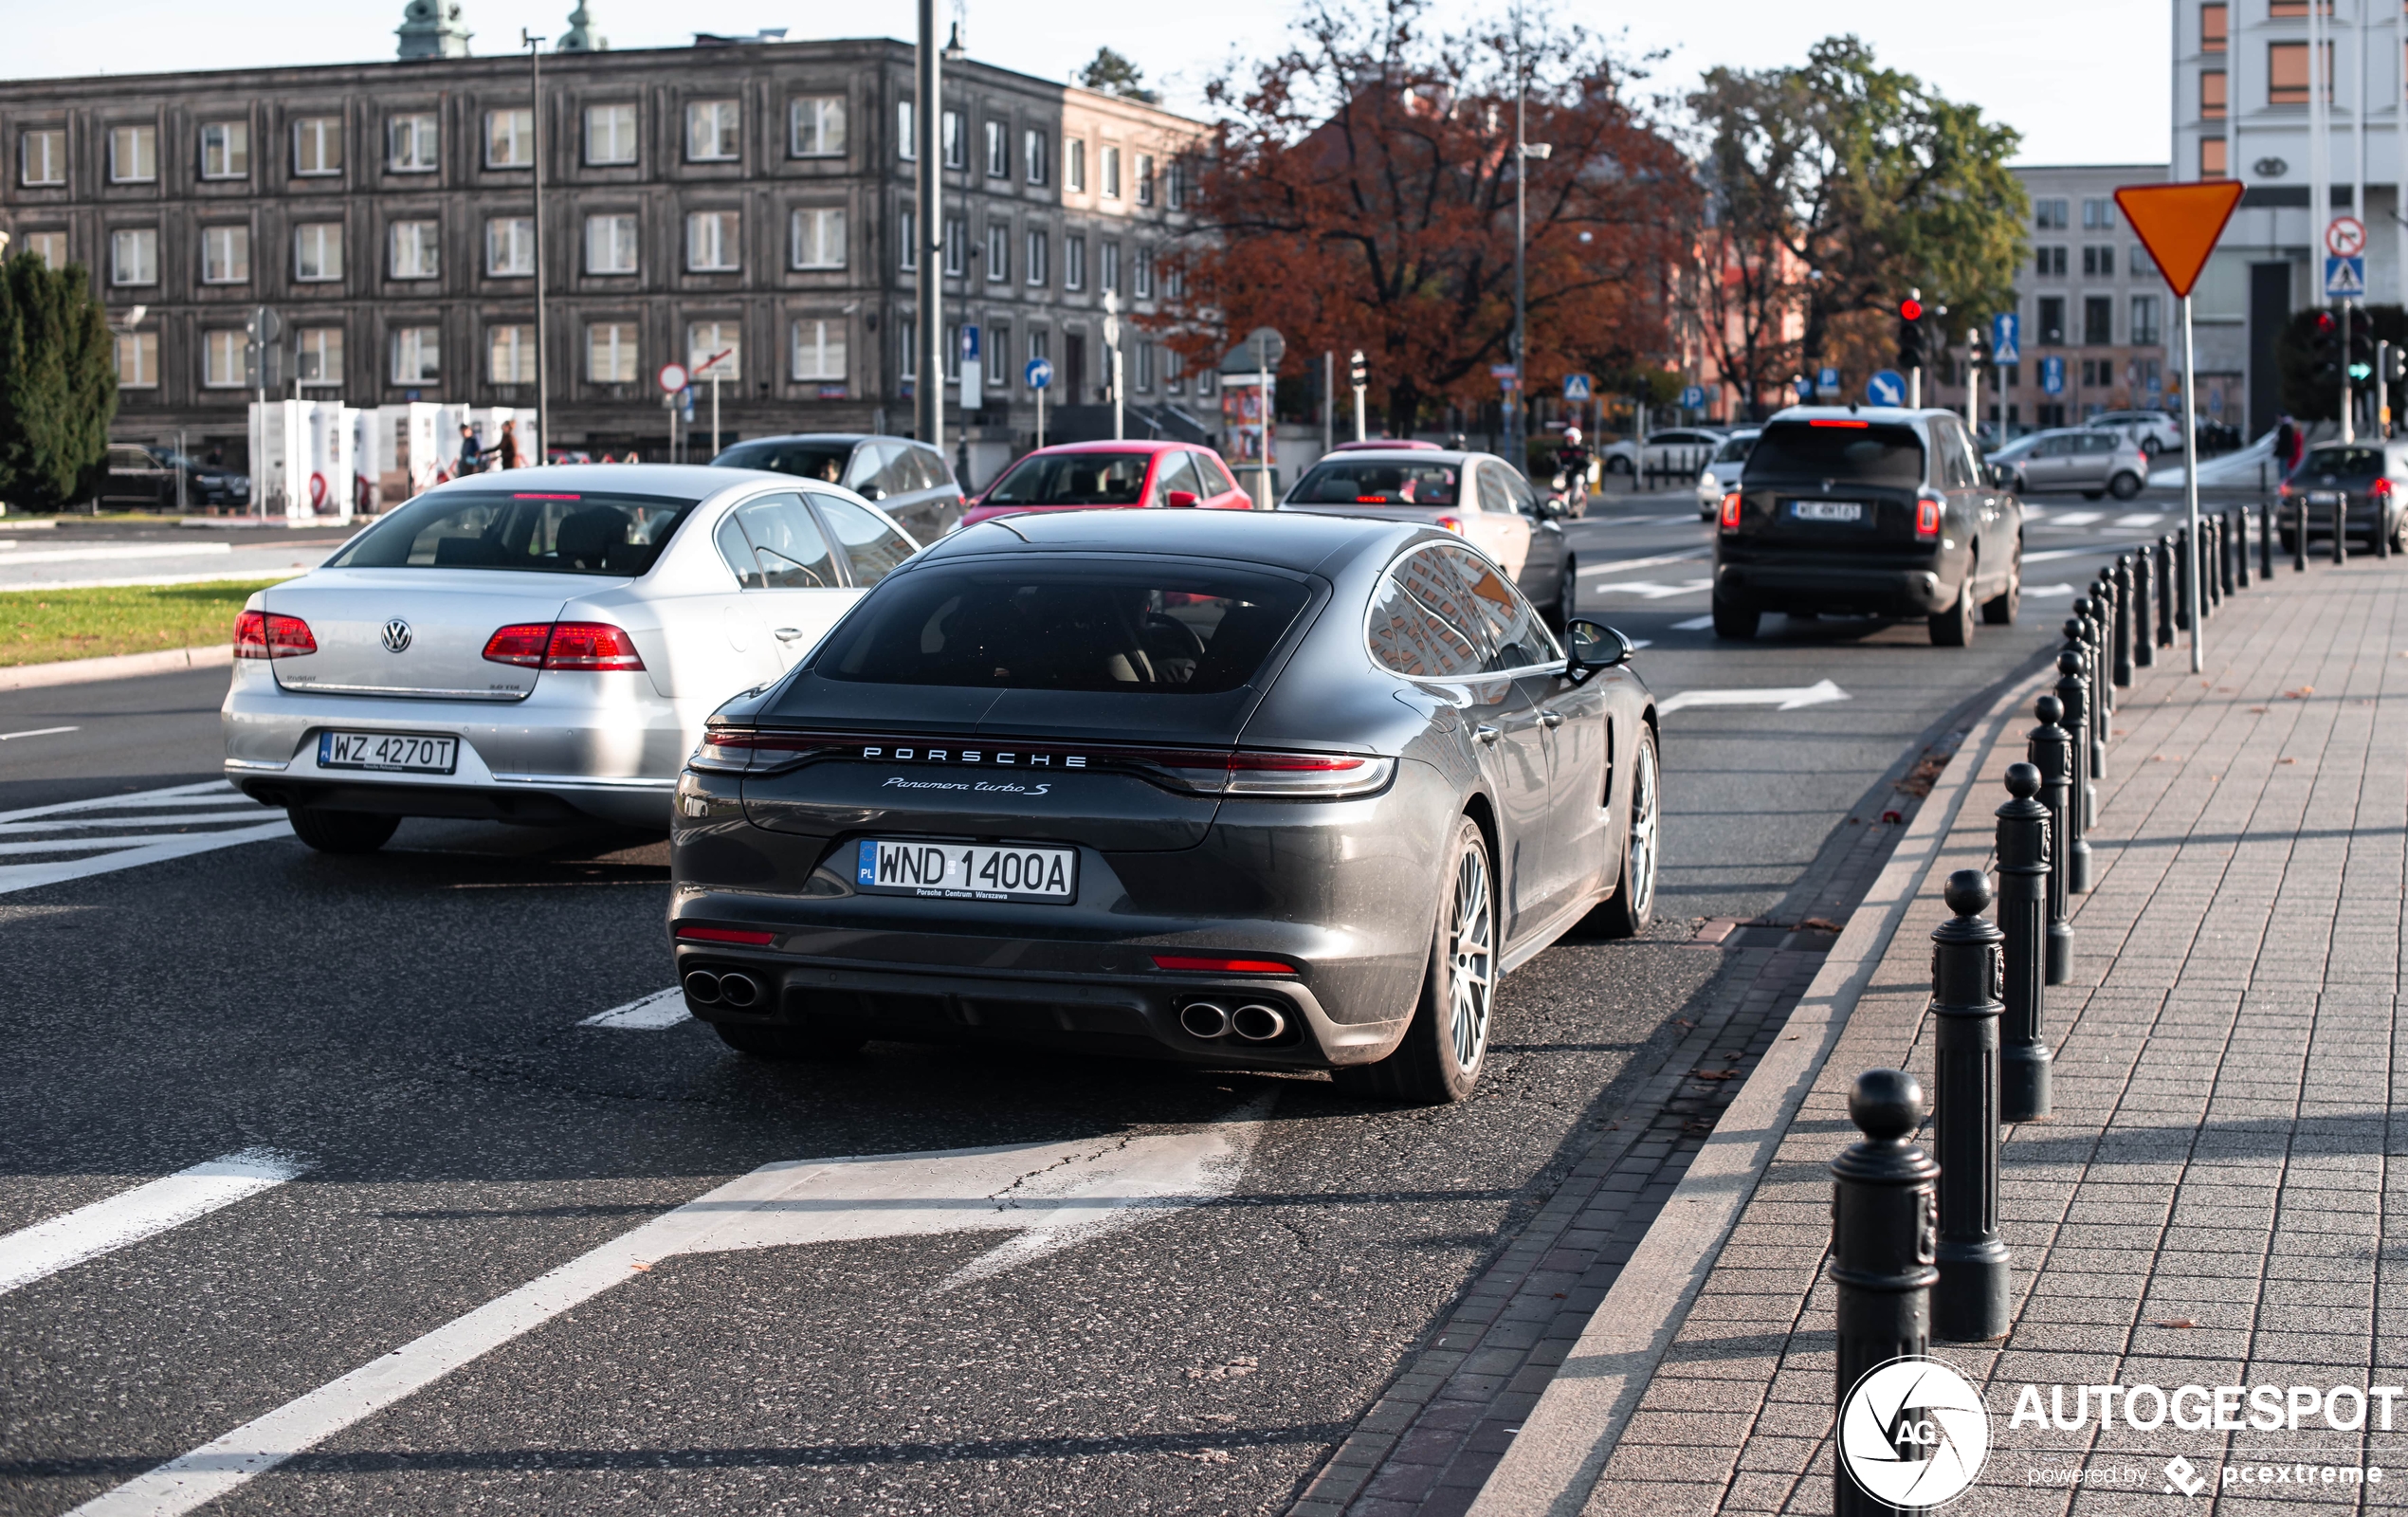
1348;349;1367;389
1897;296;1926;370
2311;310;2344;384
2348;307;2377;380
2387;342;2408;388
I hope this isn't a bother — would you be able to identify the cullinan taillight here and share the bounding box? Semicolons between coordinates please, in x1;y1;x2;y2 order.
233;609;317;659
2374;478;2394;503
1915;491;1943;539
1719;491;1742;531
483;621;646;671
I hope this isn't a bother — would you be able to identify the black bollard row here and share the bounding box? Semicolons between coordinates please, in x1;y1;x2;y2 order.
1932;869;2011;1343
2113;555;2135;687
2055;649;2095;891
2029;696;2076;983
1832;1068;1940;1517
2220;510;2237;597
2234;505;2251;589
2295;493;2310;573
2133;547;2155;667
2261;499;2276;580
2334;492;2347;565
2157;534;2176;647
1997;763;2053;1119
2174;528;2193;630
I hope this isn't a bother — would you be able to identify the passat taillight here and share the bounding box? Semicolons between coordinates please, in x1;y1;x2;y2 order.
1719;491;1742;531
1915;491;1943;539
233;609;317;659
482;621;646;671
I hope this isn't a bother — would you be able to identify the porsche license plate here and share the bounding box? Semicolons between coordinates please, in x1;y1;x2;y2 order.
1789;499;1867;522
318;730;458;774
856;840;1078;904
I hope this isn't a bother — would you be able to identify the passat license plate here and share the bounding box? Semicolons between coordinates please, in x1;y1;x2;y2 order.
318;730;458;774
856;840;1078;904
1789;499;1867;522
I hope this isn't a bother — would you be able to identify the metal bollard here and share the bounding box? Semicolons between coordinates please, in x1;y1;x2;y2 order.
2219;510;2236;596
1933;869;2012;1343
2029;697;2075;984
2234;506;2250;588
2091;580;2117;711
2261;499;2276;580
2113;556;2135;687
2295;494;2310;573
2174;528;2193;630
2157;535;2176;647
1997;763;2053;1120
2381;500;2393;561
2132;548;2155;667
2078;603;2107;791
2056;649;2094;892
2205;518;2222;609
2335;492;2347;565
1832;1067;1940;1517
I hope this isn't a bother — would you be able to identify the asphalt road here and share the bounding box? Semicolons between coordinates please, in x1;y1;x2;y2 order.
0;492;2150;1516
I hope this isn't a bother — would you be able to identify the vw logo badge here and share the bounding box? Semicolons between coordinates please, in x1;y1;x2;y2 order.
380;618;413;654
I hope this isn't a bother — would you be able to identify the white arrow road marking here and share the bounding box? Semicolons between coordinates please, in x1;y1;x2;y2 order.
0;1148;311;1298
1669;614;1716;631
1657;678;1849;716
1589;578;1712;600
579;988;690;1030
67;1103;1271;1517
1576;548;1709;576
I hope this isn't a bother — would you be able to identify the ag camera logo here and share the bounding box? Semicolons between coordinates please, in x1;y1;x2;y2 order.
1839;1357;1990;1507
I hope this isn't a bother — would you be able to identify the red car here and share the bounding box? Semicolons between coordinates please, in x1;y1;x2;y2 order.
958;440;1254;528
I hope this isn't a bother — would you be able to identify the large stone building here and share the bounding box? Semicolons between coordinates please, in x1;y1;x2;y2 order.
0;13;1211;468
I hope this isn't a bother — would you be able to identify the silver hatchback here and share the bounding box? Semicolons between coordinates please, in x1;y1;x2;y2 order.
222;464;919;851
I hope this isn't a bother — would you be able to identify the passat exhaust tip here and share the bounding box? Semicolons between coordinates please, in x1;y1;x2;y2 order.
683;970;722;1005
1231;1004;1287;1043
716;972;763;1009
1179;1001;1231;1039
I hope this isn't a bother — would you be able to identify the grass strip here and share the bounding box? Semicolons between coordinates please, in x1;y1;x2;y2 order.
0;578;290;667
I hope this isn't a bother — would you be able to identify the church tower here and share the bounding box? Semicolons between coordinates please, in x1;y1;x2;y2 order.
557;2;607;51
396;0;472;60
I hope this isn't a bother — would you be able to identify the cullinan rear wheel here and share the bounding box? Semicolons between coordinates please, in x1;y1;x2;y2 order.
1928;571;1976;648
1589;724;1659;939
1332;815;1495;1105
1980;543;2022;626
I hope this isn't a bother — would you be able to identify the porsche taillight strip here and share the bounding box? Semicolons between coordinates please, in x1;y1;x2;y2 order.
689;729;1396;796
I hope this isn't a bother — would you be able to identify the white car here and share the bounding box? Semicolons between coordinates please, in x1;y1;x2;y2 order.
1694;429;1761;518
221;464;919;851
1600;428;1727;481
2089;410;2182;455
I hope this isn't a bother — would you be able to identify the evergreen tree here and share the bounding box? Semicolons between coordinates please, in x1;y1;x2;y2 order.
1079;47;1160;105
0;252;117;511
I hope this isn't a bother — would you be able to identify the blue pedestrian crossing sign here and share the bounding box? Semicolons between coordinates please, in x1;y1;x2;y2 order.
1679;384;1707;410
1992;312;2020;365
1025;356;1054;390
2326;255;2367;299
1815;366;1841;397
1866;369;1906;406
2039;355;2066;395
1562;373;1593;402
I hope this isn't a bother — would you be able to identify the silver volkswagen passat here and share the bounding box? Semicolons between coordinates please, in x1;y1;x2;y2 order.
222;464;920;852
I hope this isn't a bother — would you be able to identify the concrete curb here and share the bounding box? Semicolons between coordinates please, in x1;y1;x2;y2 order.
1464;658;2058;1517
0;644;231;691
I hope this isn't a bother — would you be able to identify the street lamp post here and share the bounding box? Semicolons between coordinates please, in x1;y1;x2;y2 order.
915;0;943;453
523;30;548;464
1509;20;1552;474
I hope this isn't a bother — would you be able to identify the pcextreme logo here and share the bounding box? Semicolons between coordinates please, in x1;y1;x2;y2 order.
1838;1357;1991;1508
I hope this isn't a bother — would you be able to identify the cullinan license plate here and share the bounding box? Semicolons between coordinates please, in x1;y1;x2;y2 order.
318;729;458;774
856;840;1078;903
1790;499;1867;522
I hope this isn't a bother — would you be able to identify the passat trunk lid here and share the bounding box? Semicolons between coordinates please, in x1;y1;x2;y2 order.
261;569;583;702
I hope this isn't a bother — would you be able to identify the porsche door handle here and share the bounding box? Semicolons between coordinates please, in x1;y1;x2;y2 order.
773;627;807;641
1540;709;1564;728
1474;723;1501;745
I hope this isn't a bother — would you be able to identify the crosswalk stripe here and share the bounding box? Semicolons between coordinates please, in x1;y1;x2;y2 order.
0;781;244;827
0;819;294;897
2113;512;2163;528
579;989;690;1030
2050;511;2103;525
0;1148;310;1298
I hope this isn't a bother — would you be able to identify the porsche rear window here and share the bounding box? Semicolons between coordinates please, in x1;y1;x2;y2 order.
810;562;1310;695
1289;461;1460;506
327;491;695;576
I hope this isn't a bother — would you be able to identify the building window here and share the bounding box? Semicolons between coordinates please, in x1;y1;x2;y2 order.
2037;296;2066;346
1028;328;1049;367
986;323;1008;386
2131;295;2162;345
2268;0;2334;14
897;100;916;160
1026;228;1049;286
390;220;440;280
686;210;740;272
488;324;536;384
200;225;249;284
2201;136;2228;178
941;109;963;168
1165;346;1184;393
986;222;1010;283
686;320;740;381
293;117;343;176
899;317;917;379
2083;297;2113;346
20;128;64;187
686;100;740;161
1136;153;1155;206
1165;263;1184;301
2034;246;2067;277
791;96;846;158
2081;197;2115;230
110;124;157;183
1065;137;1085;192
389;113;439;172
585;213;638;275
1102;144;1122;198
944;321;961;380
1137;340;1156;391
942;216;965;277
1168;156;1187;210
1134;246;1154;299
2201;69;2227;119
790;207;846;269
899;208;917;271
2082;246;2114;276
296;327;343;387
485;108;534;169
2034;199;2068;230
392;326;441;384
24;231;67;267
1024;127;1049;185
111;228;157;286
200;120;249;179
792;317;846;380
584;103;636;166
1065;233;1085;290
116;330;157;388
2201;2;2226;51
486;216;535;276
1100;239;1121;292
2130;243;2155;275
203;329;245;388
588;321;638;383
2269;42;2333;105
985;119;1009;178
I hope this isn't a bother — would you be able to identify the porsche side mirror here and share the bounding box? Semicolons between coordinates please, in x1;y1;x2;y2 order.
1566;617;1632;674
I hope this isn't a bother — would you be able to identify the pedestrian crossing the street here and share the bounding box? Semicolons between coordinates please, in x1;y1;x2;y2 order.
0;781;291;896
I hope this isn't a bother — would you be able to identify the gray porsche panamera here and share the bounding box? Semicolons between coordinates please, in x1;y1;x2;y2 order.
668;509;1660;1103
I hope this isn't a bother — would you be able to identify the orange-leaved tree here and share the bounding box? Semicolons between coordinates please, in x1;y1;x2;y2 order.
1159;0;1696;438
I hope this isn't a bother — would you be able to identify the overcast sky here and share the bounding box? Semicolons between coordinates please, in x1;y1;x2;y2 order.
0;0;2167;169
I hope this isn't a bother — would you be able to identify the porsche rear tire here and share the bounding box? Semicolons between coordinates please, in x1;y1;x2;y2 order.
1334;816;1494;1106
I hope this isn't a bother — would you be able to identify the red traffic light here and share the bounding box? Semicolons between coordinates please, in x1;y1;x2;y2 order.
1899;298;1925;321
2314;311;2339;335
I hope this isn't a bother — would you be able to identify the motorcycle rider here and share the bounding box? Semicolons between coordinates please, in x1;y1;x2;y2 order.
1555;427;1594;514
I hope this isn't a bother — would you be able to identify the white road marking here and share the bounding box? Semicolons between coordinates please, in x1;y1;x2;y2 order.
0;780;246;826
1589;578;1712;600
1669;615;1717;631
1576;548;1710;577
579;988;690;1030
0;543;232;566
1624;639;1653;650
0;725;78;741
0;1148;310;1298
2026;583;2078;596
0;811;288;834
2048;511;2103;526
0;570;310;593
2113;513;2162;528
2022;546;2123;564
70;1105;1271;1517
1658;678;1850;716
0;820;292;896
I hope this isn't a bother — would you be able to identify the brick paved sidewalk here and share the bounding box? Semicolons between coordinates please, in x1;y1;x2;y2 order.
1485;550;2408;1517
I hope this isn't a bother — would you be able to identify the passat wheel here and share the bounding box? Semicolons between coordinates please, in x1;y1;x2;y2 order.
286;808;399;854
1333;815;1494;1105
1588;724;1659;939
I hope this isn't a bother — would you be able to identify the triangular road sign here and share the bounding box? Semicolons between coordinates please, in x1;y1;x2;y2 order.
2115;180;2247;299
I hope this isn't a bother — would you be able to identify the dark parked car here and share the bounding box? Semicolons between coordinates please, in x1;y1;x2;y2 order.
99;444;250;511
710;434;964;542
2278;442;2408;555
1711;406;2023;647
669;509;1661;1104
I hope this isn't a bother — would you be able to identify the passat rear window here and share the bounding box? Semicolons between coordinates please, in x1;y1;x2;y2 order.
1744;423;1925;486
812;562;1311;695
328;491;696;576
1289;461;1460;506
